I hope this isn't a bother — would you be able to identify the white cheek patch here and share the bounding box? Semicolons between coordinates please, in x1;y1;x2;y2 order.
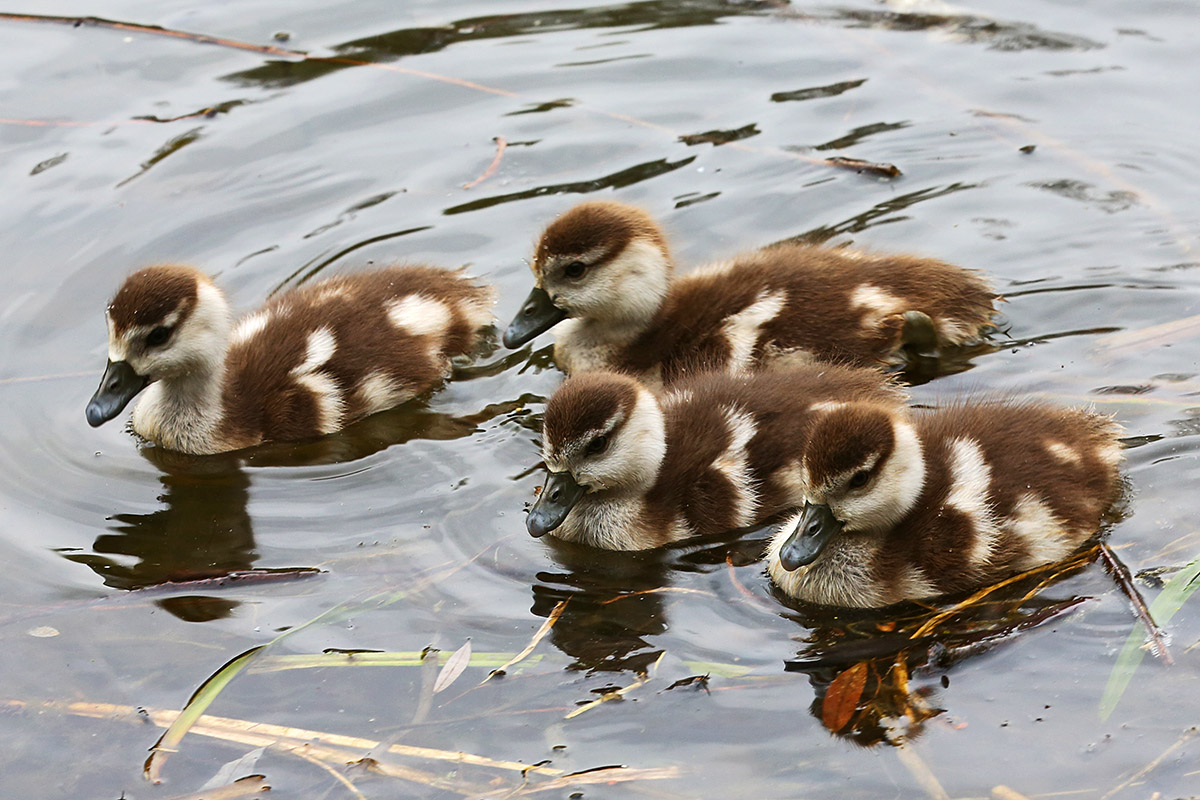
590;388;667;492
836;420;924;532
388;295;450;339
945;437;1000;567
851;284;905;330
231;310;271;345
561;238;670;325
722;289;786;373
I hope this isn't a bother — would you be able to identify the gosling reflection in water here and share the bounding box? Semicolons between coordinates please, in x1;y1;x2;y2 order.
531;537;672;674
530;531;765;674
781;552;1097;746
74;395;524;622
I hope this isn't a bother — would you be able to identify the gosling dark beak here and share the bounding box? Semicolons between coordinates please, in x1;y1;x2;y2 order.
503;287;567;349
778;503;844;571
527;470;586;537
86;360;148;427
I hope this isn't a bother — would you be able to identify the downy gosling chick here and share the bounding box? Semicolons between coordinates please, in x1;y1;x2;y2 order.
765;400;1124;608
503;201;998;386
87;265;494;454
525;364;908;549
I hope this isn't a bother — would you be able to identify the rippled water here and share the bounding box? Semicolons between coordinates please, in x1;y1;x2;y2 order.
1;0;1198;796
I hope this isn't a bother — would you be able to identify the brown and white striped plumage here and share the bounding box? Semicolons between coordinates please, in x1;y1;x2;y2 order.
530;364;908;550
508;201;998;386
766;400;1124;608
90;264;494;454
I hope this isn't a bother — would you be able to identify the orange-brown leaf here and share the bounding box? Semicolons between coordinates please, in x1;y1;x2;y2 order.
822;662;868;733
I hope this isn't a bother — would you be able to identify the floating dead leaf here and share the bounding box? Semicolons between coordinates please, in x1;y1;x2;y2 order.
199;747;265;792
821;662;867;733
824;156;901;178
1019;145;1036;154
433;639;472;694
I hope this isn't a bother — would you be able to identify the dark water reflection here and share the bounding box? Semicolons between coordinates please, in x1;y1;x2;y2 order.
2;0;1200;796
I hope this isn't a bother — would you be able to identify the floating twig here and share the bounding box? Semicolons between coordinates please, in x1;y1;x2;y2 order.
0;12;887;175
824;155;901;178
463;137;508;189
564;653;664;720
293;748;367;800
895;744;950;800
599;587;711;606
1098;542;1172;665
483;599;567;683
1100;726;1198;800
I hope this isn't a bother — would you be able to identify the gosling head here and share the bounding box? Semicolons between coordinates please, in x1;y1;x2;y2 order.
503;202;674;348
526;371;667;537
773;402;926;571
86;265;232;427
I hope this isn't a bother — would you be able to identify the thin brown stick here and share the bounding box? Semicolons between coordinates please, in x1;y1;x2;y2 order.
0;117;99;128
894;745;950;800
1098;542;1172;665
463;137;508;189
0;12;852;172
482;598;567;683
599;587;712;606
0;14;302;56
294;746;368;800
1100;726;1197;800
725;553;757;602
5;699;561;776
992;787;1033;800
910;552;1094;640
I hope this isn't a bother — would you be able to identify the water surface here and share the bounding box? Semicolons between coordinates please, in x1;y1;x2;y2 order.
1;0;1198;796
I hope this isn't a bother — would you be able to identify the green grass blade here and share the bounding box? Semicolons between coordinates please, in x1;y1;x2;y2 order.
144;645;266;782
1100;556;1200;721
144;580;438;782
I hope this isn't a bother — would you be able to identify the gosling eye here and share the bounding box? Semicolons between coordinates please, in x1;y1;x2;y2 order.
145;326;172;348
847;470;871;490
585;435;608;456
563;260;586;280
